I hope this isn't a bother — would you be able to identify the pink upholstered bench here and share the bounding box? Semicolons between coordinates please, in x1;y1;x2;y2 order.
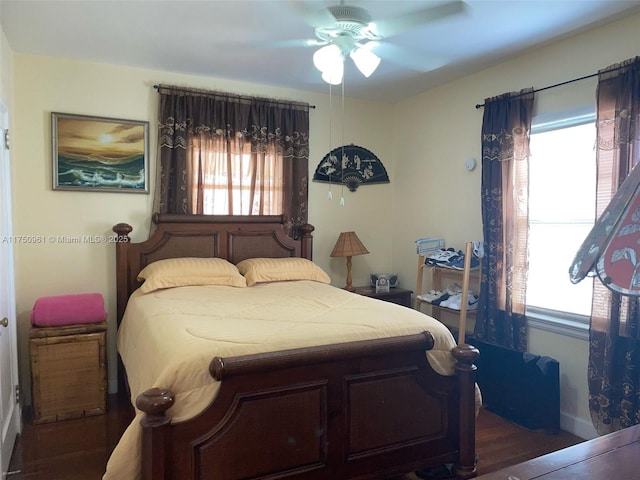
30;293;107;328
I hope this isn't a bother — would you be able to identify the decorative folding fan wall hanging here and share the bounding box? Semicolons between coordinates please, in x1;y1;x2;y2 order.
313;144;389;192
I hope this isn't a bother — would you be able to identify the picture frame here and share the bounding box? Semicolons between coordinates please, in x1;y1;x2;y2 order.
52;112;149;193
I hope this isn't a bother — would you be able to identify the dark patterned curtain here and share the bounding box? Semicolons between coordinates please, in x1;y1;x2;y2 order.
473;88;534;351
589;57;640;435
155;85;310;236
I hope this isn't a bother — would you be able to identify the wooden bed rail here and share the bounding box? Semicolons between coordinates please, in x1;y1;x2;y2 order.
210;331;437;381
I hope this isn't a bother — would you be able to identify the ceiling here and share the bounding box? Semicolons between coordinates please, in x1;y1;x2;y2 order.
2;0;640;102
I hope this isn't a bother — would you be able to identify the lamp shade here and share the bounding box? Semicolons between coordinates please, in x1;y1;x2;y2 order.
330;231;369;258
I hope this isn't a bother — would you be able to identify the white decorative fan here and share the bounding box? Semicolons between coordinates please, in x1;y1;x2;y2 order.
292;1;467;84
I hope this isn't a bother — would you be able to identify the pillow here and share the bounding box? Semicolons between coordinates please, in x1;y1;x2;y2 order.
137;257;246;293
236;257;331;286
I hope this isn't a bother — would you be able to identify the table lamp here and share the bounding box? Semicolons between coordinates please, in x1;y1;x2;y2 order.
330;231;369;291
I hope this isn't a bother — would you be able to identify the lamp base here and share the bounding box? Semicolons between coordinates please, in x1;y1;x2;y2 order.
344;256;354;292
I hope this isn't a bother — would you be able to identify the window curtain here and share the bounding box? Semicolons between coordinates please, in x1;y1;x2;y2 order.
473;88;534;351
589;57;640;435
155;85;310;236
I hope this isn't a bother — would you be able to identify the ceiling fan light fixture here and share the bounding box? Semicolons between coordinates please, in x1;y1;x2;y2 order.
350;46;381;78
313;44;342;73
321;60;344;85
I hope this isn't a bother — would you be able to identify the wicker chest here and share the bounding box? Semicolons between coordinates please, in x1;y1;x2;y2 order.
29;322;107;424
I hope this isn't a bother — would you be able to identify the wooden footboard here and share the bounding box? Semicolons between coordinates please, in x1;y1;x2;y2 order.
136;333;479;480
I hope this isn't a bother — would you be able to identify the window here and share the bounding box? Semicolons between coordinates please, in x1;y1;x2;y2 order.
526;110;596;322
191;139;283;216
156;87;309;229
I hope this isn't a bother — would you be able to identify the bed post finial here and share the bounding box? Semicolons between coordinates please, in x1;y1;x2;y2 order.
113;223;133;242
136;387;175;480
299;223;314;236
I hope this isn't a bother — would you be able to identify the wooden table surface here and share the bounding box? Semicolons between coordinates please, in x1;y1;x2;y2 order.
475;423;640;479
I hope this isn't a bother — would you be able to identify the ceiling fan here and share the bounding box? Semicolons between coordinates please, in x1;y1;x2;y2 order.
293;1;467;85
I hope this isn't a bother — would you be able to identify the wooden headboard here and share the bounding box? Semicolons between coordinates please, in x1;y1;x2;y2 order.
112;213;314;326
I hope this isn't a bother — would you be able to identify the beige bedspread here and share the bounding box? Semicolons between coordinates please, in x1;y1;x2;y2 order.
103;280;464;480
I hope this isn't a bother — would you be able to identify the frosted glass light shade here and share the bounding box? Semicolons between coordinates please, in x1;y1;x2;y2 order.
313;44;342;72
350;46;381;78
321;61;344;85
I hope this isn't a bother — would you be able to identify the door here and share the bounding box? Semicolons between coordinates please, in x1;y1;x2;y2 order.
0;102;20;477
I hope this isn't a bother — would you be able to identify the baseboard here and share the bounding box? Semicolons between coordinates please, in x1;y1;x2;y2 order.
560;411;598;440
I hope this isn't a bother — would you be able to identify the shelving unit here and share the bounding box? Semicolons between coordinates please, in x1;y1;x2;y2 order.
415;242;481;341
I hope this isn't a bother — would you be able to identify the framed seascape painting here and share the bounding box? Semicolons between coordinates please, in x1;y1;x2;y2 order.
52;112;149;193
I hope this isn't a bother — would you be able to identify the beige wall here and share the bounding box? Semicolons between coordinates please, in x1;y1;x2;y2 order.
0;28;12;107
10;55;394;401
392;12;640;439
391;14;640;297
7;10;640;439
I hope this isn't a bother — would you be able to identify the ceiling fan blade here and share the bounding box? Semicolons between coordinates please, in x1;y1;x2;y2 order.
373;42;449;72
286;0;336;28
372;1;467;38
265;38;327;49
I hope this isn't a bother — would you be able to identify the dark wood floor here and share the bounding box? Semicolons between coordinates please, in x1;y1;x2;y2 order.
8;395;584;479
7;395;134;480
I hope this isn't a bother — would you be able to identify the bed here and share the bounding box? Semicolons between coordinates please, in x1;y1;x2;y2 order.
105;213;480;480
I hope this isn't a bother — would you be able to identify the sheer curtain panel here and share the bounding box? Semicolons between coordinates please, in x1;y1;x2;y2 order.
474;88;534;351
588;57;640;435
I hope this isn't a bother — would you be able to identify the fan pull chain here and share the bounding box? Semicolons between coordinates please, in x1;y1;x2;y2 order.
328;82;333;200
340;77;345;207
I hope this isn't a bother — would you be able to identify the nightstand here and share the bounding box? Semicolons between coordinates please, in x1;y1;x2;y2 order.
354;286;413;308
